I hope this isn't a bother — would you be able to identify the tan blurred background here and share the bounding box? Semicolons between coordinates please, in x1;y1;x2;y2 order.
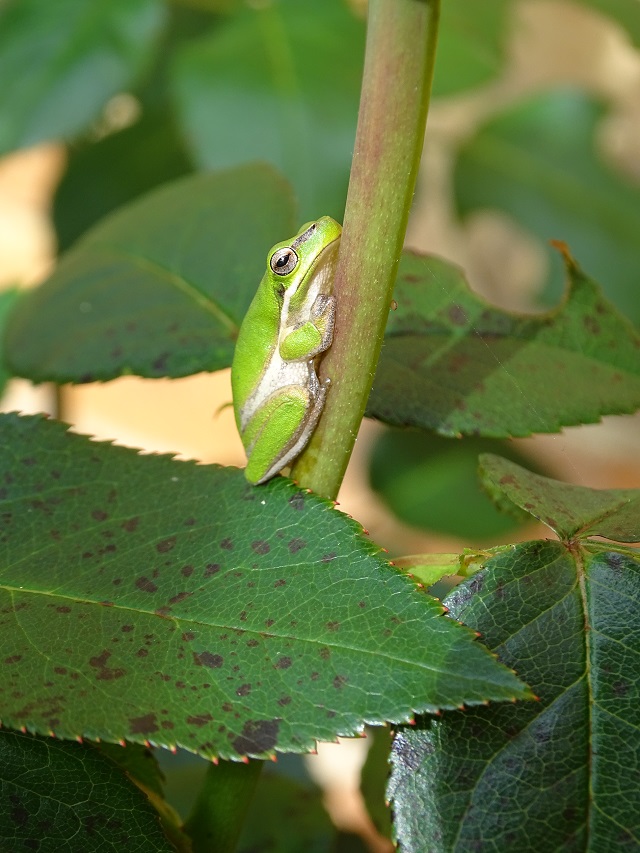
1;5;639;844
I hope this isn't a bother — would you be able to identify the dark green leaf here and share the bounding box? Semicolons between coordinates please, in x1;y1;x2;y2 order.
368;250;640;436
170;0;364;221
0;289;20;397
432;0;509;97
454;89;640;324
0;0;166;155
479;453;640;542
5;164;296;383
389;540;640;852
360;727;393;841
54;109;194;253
237;771;334;853
98;742;165;799
370;430;534;539
0;729;173;852
0;414;528;761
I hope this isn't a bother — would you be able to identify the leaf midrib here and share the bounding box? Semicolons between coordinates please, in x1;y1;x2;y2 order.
93;243;240;335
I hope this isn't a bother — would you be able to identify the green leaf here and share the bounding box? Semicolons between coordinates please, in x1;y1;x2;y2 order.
394;555;463;589
454;89;640;324
370;430;534;539
389;540;640;852
578;0;640;46
360;727;393;841
170;0;364;221
0;414;528;761
0;289;20;398
0;0;166;155
237;770;334;853
479;453;640;542
97;742;166;799
0;729;174;852
432;0;509;97
367;250;640;436
53;108;194;253
5;164;296;383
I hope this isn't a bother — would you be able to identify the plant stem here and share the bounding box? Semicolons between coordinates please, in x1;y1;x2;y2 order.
291;0;440;499
183;758;262;853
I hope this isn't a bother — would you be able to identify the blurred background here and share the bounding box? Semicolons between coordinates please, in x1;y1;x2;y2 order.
1;0;639;846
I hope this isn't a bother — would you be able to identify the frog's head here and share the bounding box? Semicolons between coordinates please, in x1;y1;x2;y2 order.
266;216;342;304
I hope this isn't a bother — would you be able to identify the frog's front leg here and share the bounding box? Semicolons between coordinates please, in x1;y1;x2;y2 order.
279;294;335;361
241;374;328;484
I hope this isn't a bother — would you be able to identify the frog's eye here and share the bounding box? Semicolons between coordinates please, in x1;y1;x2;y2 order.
270;247;299;276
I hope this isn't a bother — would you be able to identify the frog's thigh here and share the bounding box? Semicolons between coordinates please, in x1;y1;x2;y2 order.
243;387;310;484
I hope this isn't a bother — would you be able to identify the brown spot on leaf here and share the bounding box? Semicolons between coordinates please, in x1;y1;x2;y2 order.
288;493;305;511
156;536;176;553
122;517;139;533
169;591;193;605
288;538;306;554
326;621;340;631
220;538;234;550
274;579;286;588
181;564;194;578
187;713;213;727
333;675;347;689
274;656;292;670
129;713;158;735
205;563;220;577
4;655;21;664
231;718;280;755
194;651;224;669
236;684;252;696
252;540;270;555
92;509;108;521
89;649;125;681
135;577;158;593
56;606;71;614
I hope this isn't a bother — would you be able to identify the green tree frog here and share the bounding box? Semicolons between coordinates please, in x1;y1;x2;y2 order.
231;216;342;484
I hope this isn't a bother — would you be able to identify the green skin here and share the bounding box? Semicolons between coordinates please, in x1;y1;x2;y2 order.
231;216;342;484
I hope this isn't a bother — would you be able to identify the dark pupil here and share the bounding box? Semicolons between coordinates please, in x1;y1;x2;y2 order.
276;253;290;268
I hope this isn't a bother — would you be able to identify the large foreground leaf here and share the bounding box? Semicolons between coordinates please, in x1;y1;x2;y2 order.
170;0;364;221
0;414;527;761
5;164;296;383
0;0;165;155
0;730;173;852
367;250;640;436
389;462;640;851
454;89;640;324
